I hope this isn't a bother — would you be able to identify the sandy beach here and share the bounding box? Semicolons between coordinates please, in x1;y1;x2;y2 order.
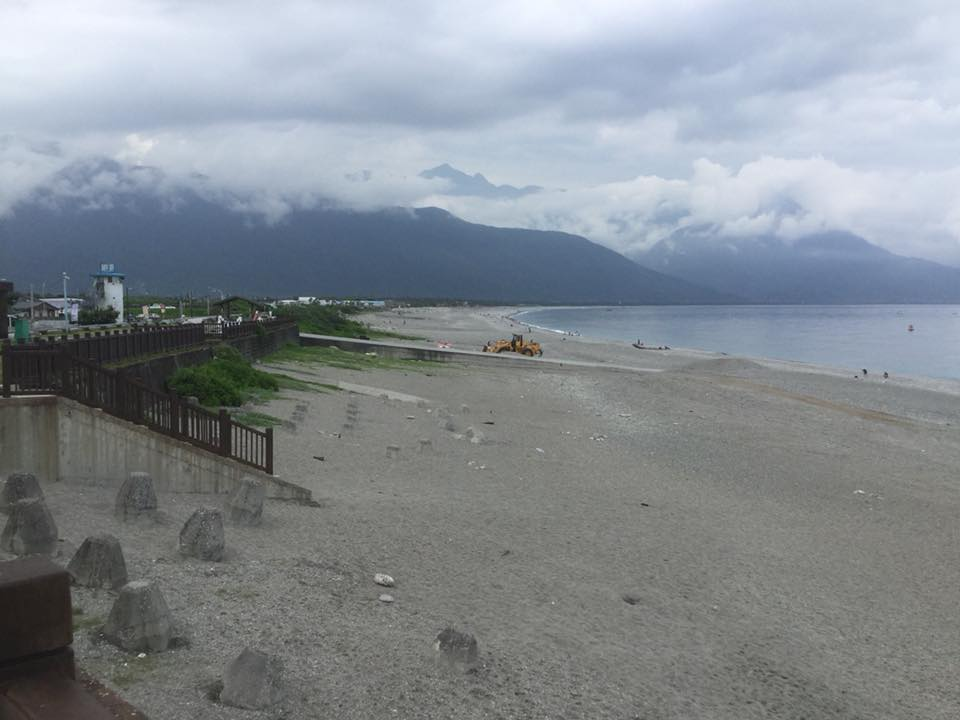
14;306;960;719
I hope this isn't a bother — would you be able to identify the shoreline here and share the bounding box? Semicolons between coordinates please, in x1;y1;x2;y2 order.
498;304;960;396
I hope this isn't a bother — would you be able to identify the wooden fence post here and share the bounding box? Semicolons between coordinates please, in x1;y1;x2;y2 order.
265;427;274;475
219;409;232;457
1;341;10;397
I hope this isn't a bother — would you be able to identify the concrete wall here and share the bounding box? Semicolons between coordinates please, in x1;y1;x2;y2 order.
0;396;59;483
300;333;542;367
119;323;300;388
0;396;311;503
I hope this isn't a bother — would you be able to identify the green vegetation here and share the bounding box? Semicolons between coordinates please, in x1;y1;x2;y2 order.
78;307;119;325
266;343;441;372
111;655;159;689
231;410;284;428
168;345;278;406
276;303;420;340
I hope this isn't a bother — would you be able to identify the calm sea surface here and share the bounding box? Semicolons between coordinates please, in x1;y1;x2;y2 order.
513;305;960;380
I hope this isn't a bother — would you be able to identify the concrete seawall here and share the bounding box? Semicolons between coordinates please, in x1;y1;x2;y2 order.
0;395;310;502
300;333;545;367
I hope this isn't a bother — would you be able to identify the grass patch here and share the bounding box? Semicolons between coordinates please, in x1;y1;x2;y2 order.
73;614;105;632
273;373;338;392
231;410;284;428
112;655;159;689
276;304;419;340
167;345;278;406
265;343;441;372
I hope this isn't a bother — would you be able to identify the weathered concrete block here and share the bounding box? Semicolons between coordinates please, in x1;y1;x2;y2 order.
228;478;265;526
0;557;72;662
433;627;479;667
220;647;284;710
1;472;44;514
179;508;225;561
438;418;456;432
1;498;58;556
104;580;173;653
463;426;482;444
115;472;158;522
67;534;128;590
386;445;401;460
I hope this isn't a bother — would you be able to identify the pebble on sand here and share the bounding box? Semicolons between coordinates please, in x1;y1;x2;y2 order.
374;573;395;587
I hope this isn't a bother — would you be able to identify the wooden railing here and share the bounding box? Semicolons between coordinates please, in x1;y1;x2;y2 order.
13;318;295;365
1;347;274;474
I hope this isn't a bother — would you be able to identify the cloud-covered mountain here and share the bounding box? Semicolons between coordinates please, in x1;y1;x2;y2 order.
0;159;731;305
637;230;960;304
420;164;541;199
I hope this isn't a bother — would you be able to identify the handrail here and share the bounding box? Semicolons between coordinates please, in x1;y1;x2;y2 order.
1;345;275;474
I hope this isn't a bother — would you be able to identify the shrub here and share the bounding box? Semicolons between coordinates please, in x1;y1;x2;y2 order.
78;307;119;325
168;344;279;406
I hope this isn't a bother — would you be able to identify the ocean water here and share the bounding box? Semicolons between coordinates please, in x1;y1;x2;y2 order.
513;305;960;380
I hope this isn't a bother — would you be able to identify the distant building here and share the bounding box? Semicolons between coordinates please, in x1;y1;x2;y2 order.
92;262;125;322
38;298;82;323
12;299;64;320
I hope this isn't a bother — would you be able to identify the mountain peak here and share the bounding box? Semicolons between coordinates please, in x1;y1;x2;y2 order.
419;164;541;199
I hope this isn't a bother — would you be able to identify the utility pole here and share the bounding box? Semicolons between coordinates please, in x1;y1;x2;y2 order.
62;272;69;332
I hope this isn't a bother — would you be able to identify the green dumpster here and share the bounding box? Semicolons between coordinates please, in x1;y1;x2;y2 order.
13;317;30;341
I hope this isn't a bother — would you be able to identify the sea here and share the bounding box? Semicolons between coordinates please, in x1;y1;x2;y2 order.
512;305;960;381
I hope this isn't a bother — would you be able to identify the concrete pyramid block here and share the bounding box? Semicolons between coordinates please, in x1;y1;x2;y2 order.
103;580;173;653
228;478;265;526
67;534;128;589
115;472;158;522
433;627;479;667
179;508;225;561
1;498;58;556
220;647;285;710
1;472;44;513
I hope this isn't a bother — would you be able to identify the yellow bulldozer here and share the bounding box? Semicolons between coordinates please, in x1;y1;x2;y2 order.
481;333;542;357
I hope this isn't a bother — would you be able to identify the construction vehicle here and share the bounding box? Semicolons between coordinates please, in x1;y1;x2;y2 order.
481;334;542;357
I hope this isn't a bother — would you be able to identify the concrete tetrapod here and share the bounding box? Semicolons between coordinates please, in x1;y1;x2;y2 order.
0;498;58;556
220;647;284;710
179;508;225;561
433;627;479;668
67;534;128;590
227;478;265;526
0;472;44;513
115;472;158;522
103;580;174;653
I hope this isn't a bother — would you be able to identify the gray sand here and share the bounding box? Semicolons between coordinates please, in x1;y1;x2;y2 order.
9;306;958;718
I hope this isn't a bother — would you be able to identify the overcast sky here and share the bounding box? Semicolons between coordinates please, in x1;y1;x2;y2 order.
3;1;960;264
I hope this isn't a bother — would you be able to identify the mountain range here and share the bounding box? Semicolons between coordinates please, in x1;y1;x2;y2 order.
0;159;728;304
4;158;960;305
636;230;960;304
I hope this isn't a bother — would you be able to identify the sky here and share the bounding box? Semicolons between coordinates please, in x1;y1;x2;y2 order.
3;0;960;264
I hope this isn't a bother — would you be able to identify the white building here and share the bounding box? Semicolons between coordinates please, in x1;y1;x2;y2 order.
91;263;125;322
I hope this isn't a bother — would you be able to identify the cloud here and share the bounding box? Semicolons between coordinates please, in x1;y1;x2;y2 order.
2;1;960;264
